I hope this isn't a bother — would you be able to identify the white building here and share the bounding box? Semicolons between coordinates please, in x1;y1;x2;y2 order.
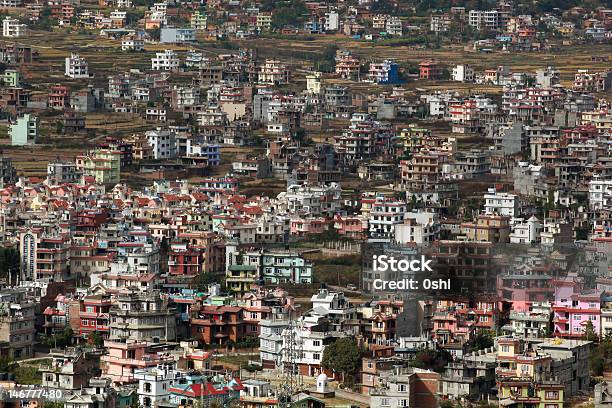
369;197;407;241
160;27;196;43
281;314;345;377
385;16;402;36
306;72;322;94
509;216;541;244
121;38;144;51
469;10;500;30
146;128;176;159
2;17;26;37
278;183;342;218
134;363;179;408
483;187;518;217
258;59;289;85
151;49;179;71
324;10;339;31
452;64;475;82
589;177;612;211
65;53;89;78
394;211;440;244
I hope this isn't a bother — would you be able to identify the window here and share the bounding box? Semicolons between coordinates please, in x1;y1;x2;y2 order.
398;399;408;407
312;340;321;347
398;384;407;392
380;398;390;407
313;353;320;360
545;391;558;399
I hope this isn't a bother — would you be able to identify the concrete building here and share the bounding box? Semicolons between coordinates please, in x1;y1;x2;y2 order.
483;188;518;217
10;113;38;146
160;27;196;43
151;49;179;71
0;289;36;360
452;64;475;82
76;148;121;185
146;128;176;159
47;160;81;185
2;17;27;37
109;291;177;342
65;53;89;78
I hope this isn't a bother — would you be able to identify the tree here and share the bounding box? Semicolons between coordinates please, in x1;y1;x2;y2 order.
468;331;494;352
410;348;452;373
0;247;19;281
321;338;361;383
584;320;599;342
271;0;308;29
88;331;104;347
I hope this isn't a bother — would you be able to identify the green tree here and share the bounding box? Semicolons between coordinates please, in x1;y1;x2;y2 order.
584;320;599;342
468;331;494;352
88;331;104;347
321;338;361;383
410;348;452;373
0;247;19;280
271;0;308;29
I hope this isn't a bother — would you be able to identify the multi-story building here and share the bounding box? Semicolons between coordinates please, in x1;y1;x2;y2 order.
552;275;601;339
368;197;407;241
146;128;176;159
258;59;289;85
2;17;27;37
109;291;177;342
41;347;101;390
452;64;475;82
483;188;518;217
0;289;36;359
335;51;360;80
151;49;179;71
19;229;71;281
65;53;89;78
10;113;38;146
367;60;400;84
47;160;81;185
77;294;112;339
76;148;121;185
101;340;168;383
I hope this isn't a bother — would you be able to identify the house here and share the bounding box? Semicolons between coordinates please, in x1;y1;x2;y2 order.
419;60;441;80
370;368;440;408
76;148;121;185
368;60;401;84
65;53;90;78
109;290;177;342
160;27;196;43
101;340;168;383
452;64;475;82
41;347;102;390
151;49;179;71
0;289;36;359
146;128;176;159
10;113;38;146
2;17;26;37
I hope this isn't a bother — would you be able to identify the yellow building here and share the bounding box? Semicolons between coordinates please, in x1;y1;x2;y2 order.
77;148;121;185
461;214;511;243
498;378;564;408
225;264;259;295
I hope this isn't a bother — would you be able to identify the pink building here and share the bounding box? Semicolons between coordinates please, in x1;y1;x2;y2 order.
333;214;366;240
553;275;602;338
101;340;168;383
290;218;328;236
241;287;294;336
